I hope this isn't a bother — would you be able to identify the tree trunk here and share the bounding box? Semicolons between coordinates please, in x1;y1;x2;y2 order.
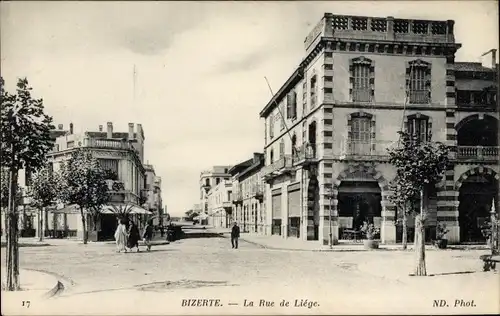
80;207;87;244
39;208;44;242
402;209;408;250
414;188;427;276
44;209;48;238
6;167;20;291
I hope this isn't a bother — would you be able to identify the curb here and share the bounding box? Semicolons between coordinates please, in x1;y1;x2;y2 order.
44;280;64;299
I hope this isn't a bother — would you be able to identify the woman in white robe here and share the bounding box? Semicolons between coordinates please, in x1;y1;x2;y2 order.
114;219;128;253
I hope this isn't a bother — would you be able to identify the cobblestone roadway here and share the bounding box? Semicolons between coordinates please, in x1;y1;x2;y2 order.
2;237;499;315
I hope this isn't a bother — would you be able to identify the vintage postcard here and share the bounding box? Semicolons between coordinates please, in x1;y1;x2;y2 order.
1;0;499;315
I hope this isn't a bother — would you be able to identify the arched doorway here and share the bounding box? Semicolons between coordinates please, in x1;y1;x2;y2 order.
338;181;382;231
458;172;498;243
457;115;498;146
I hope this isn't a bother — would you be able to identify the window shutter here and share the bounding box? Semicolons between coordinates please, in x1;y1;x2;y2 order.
286;93;292;119
291;91;297;118
419;119;427;142
279;140;285;157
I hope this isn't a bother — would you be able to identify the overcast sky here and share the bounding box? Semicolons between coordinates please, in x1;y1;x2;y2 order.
1;1;498;216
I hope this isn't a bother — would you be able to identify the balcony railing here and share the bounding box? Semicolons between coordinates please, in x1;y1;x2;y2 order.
339;140;397;160
352;89;372;102
293;143;317;166
251;184;264;197
457;146;499;161
85;138;136;150
262;155;293;178
232;191;243;202
408;90;430;104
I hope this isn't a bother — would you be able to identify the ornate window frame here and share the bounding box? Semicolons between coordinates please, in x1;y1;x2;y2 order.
349;57;375;103
346;111;376;154
404;113;433;142
406;59;432;105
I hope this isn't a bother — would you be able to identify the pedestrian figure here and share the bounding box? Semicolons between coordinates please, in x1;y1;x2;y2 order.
127;220;141;252
143;219;154;252
231;221;240;249
114;219;128;253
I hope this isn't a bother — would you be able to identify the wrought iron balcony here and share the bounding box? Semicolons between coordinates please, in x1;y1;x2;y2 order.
456;146;499;162
338;140;396;161
85;138;136;151
408;90;430;104
232;190;243;203
262;155;293;179
352;89;372;102
293;143;318;167
251;184;264;199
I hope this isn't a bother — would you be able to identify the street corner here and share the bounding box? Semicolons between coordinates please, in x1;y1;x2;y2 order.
1;268;63;315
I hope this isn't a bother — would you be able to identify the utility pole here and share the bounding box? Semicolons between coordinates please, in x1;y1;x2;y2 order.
329;191;333;248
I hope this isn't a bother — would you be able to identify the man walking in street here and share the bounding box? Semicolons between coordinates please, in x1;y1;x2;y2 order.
231;222;240;249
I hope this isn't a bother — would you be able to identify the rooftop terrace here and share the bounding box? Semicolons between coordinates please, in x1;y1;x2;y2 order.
305;13;456;50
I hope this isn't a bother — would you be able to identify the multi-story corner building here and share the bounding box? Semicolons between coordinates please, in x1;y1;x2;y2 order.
229;153;266;234
144;164;163;227
46;122;149;240
259;13;497;245
199;166;232;216
206;179;233;228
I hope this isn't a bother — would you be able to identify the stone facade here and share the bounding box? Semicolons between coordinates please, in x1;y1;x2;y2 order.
207;180;233;228
259;13;498;245
199;166;232;217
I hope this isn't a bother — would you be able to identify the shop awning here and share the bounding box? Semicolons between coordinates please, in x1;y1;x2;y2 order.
101;204;152;215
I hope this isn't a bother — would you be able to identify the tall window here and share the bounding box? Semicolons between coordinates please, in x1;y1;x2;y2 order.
407;115;430;143
348;113;374;155
286;91;297;120
269;115;274;139
302;80;307;114
279;139;285;158
407;60;431;104
270;149;274;163
280;104;285;130
310;76;317;108
216;177;220;185
205;178;210;186
350;57;374;102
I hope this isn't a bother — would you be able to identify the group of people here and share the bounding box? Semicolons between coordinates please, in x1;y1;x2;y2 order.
114;218;154;253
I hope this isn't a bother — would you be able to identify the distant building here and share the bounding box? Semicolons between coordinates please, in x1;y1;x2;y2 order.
207;180;233;228
143;164;163;227
229;153;266;234
199;166;232;216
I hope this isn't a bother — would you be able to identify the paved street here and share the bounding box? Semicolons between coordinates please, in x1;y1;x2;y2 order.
2;237;499;315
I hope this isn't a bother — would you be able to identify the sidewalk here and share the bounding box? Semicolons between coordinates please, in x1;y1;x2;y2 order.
1;267;61;299
208;229;491;252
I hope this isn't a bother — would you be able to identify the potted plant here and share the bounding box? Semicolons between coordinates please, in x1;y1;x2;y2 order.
360;221;380;250
434;222;450;249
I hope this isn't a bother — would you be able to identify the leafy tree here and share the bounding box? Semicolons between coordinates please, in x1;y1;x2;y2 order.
388;131;449;276
28;166;61;241
1;77;54;291
59;150;110;244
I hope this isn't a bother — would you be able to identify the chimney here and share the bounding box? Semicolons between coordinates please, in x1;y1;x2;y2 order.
107;122;113;138
69;123;73;134
128;123;134;139
98;125;103;132
58;124;63;130
481;49;497;69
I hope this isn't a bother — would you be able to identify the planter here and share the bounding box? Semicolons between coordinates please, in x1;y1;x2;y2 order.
434;239;448;249
363;239;379;250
